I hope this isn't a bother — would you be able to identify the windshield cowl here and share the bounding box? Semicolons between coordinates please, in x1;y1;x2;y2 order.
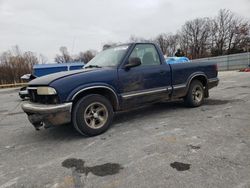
84;65;102;69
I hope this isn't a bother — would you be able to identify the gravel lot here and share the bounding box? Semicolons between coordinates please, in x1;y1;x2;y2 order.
0;71;250;188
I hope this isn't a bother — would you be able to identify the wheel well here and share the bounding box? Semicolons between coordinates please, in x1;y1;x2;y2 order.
189;75;209;97
72;88;119;111
190;75;207;87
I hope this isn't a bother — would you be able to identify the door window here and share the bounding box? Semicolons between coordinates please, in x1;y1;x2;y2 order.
129;44;161;66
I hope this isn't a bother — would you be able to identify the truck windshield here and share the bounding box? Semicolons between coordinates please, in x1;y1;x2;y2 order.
86;45;129;68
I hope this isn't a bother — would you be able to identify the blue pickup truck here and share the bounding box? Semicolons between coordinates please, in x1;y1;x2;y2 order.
22;43;219;136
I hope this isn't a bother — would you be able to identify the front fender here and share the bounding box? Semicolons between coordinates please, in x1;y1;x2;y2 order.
66;82;119;102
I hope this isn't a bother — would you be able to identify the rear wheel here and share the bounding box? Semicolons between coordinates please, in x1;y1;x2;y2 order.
184;80;204;107
72;94;114;136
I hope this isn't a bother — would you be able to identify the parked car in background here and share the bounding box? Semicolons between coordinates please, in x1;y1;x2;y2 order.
19;62;85;99
19;74;37;99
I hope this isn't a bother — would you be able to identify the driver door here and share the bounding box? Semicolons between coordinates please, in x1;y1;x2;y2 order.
118;44;171;108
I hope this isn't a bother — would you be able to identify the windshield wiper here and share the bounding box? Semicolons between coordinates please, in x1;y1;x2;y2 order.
84;65;102;69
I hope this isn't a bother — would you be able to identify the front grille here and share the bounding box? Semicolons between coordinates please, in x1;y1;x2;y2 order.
28;88;59;104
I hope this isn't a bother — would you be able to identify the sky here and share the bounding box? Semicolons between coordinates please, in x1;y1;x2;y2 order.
0;0;250;61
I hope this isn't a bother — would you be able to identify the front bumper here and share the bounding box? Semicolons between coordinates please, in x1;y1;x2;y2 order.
19;88;29;98
21;102;72;129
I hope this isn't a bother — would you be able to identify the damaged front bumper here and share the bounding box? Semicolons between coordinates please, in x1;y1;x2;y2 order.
21;102;72;130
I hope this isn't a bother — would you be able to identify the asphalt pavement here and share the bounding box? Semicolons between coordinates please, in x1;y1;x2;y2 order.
0;71;250;188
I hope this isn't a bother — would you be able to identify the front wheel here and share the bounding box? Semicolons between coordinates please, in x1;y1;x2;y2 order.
72;94;114;136
184;80;204;107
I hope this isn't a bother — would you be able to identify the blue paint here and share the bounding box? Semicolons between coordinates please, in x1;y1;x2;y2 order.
33;62;84;77
29;43;218;107
165;57;190;64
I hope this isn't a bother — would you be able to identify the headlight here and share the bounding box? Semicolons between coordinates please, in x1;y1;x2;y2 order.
37;87;57;95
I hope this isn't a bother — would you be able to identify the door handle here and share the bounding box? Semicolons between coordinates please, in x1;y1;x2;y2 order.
159;70;166;75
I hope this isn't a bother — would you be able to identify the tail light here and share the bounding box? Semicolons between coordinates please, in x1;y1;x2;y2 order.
214;64;218;76
214;64;218;72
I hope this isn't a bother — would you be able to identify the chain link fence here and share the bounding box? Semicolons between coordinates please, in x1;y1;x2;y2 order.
191;52;250;71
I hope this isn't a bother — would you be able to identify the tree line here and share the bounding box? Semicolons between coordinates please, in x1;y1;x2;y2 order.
146;9;250;59
57;9;250;63
0;46;96;84
0;9;249;84
0;46;39;84
54;46;96;64
58;10;250;62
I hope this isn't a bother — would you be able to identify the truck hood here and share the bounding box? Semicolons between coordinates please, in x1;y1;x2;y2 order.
28;68;97;86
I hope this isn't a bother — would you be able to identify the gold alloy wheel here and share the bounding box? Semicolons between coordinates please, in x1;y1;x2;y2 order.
192;85;203;103
84;102;108;129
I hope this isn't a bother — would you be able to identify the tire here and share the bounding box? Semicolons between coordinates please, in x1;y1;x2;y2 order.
184;80;204;107
20;95;25;99
72;94;114;136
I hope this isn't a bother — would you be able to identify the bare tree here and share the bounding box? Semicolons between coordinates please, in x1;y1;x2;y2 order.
155;34;180;56
211;9;235;55
0;46;38;84
227;22;250;54
77;50;96;63
166;34;180;56
179;18;212;59
155;34;168;55
39;54;48;64
55;46;72;63
210;9;250;56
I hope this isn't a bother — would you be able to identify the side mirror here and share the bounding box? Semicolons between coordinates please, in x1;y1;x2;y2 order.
20;74;31;80
124;57;141;69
